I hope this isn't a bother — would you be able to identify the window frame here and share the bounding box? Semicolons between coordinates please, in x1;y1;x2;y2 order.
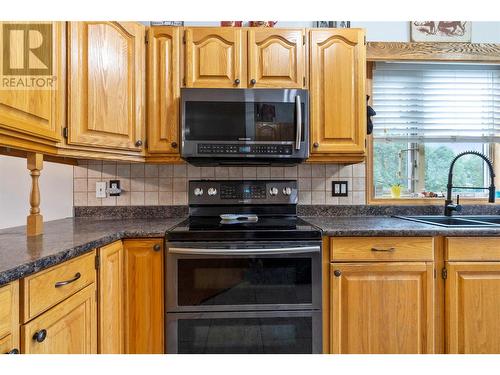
365;43;500;205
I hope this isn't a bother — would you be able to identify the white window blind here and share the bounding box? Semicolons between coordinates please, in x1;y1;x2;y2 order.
372;62;500;143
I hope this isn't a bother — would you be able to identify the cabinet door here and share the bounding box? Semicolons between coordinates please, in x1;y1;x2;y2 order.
21;284;97;354
98;241;124;354
446;262;500;354
330;262;434;354
124;240;164;354
310;29;366;156
0;22;64;144
147;27;181;154
0;281;19;353
185;27;244;88
248;28;305;88
67;21;145;151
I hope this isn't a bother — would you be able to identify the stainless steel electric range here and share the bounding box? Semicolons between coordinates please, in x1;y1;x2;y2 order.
165;180;322;354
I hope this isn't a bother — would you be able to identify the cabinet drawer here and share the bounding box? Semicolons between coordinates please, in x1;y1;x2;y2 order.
0;334;18;354
21;251;96;323
330;237;434;262
0;281;18;340
446;237;500;261
21;284;97;354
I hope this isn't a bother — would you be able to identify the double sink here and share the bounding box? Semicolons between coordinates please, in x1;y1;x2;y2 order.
395;215;500;228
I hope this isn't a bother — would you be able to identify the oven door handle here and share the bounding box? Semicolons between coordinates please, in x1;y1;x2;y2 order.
295;95;302;150
168;246;320;256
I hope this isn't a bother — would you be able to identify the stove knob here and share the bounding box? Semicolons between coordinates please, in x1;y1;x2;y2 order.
208;187;217;196
283;187;292;196
194;187;204;196
269;187;278;196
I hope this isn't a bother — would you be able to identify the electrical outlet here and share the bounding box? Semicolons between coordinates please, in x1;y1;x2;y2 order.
96;181;107;198
331;181;348;197
108;180;121;196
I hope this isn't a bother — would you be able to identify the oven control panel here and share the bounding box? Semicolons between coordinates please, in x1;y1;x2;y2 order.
189;180;298;205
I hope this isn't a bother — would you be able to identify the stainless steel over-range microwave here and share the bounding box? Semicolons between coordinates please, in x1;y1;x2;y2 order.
180;88;309;166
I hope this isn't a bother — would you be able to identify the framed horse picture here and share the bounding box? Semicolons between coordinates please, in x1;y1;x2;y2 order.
411;21;471;42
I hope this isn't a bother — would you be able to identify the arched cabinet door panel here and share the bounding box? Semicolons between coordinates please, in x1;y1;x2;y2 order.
309;29;366;156
248;28;305;88
185;28;244;88
67;22;145;151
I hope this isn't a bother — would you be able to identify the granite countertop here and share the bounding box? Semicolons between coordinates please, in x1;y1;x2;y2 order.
3;214;500;287
0;217;184;286
303;216;500;237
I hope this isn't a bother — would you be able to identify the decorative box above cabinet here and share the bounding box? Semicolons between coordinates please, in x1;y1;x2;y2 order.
66;22;145;152
0;22;65;153
309;29;366;163
147;27;181;156
184;27;244;88
248;28;306;88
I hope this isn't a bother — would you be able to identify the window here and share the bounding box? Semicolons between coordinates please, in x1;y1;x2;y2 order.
371;62;500;199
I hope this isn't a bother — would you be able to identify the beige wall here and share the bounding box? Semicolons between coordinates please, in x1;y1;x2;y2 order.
73;161;366;206
0;155;73;229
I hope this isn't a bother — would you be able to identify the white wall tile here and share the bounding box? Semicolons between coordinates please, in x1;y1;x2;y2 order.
159;164;173;177
283;166;298;178
131;192;145;206
311;191;326;204
145;164;159;177
131;177;145;192
145;191;159;205
173;165;187;177
131;164;145;177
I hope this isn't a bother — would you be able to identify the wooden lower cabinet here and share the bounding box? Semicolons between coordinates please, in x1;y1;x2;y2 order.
0;280;19;354
21;284;97;354
446;262;500;354
98;241;124;354
124;239;164;354
330;262;434;354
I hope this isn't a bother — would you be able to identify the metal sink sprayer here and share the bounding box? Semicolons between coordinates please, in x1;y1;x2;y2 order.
444;151;496;216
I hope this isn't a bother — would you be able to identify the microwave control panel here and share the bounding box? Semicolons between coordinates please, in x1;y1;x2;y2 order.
198;144;293;155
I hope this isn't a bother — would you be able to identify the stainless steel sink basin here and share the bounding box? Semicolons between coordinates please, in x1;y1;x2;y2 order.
394;215;500;227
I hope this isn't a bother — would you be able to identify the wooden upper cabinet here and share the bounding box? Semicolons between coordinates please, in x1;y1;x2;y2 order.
309;29;366;158
185;27;244;88
446;262;500;354
330;262;434;354
21;284;97;354
124;240;164;354
248;28;305;88
147;27;181;154
0;22;65;144
67;22;145;151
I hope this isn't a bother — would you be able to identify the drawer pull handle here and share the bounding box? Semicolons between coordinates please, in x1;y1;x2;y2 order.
54;272;81;288
7;348;19;354
33;329;47;343
371;247;395;252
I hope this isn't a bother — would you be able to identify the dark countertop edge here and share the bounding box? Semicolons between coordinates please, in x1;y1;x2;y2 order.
3;216;500;287
0;230;167;287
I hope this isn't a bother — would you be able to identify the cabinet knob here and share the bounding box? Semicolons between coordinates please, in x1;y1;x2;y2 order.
153;244;161;252
135;140;143;147
313;142;319;148
234;79;240;85
250;79;256;85
171;141;178;148
7;348;19;354
33;329;47;343
334;270;342;277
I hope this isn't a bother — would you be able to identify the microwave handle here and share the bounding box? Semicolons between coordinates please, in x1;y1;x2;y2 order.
295;95;302;150
168;246;320;256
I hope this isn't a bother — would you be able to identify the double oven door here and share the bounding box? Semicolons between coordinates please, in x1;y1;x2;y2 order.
165;241;322;354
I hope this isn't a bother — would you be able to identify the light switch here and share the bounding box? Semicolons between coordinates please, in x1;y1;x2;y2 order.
331;181;348;197
96;181;107;198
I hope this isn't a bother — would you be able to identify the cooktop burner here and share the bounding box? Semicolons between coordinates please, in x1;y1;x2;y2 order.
166;180;322;242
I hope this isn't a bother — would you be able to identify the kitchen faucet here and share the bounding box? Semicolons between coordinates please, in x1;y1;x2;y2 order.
444;151;496;216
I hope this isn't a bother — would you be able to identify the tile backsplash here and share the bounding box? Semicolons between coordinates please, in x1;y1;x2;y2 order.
73;160;366;206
